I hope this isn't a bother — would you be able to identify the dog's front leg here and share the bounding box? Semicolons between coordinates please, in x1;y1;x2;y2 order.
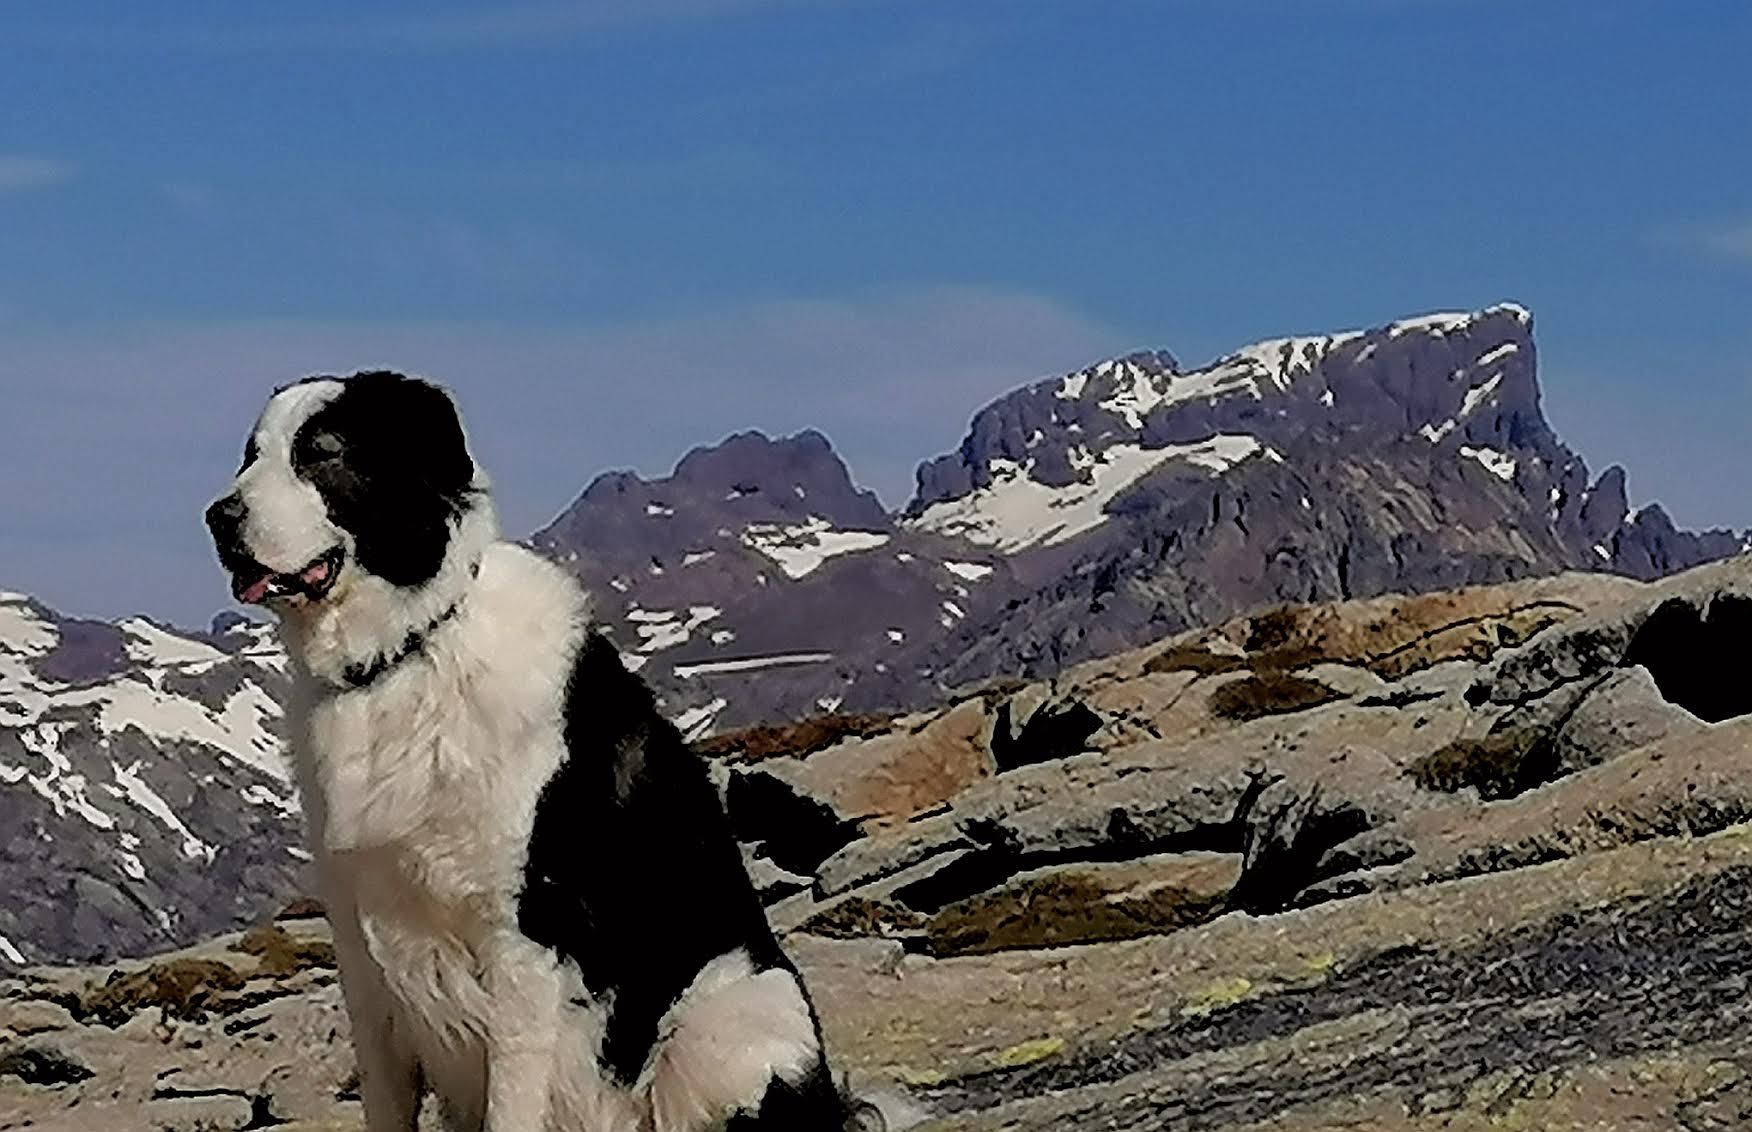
482;930;563;1132
330;916;422;1132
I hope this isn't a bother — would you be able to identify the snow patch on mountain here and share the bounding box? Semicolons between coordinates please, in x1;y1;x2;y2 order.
18;723;115;829
1223;332;1361;389
110;757;216;862
120;618;226;668
1;601;58;654
629;605;724;653
907;435;1265;552
741;517;891;579
672;698;727;741
943;561;995;582
1388;303;1529;339
1462;446;1518;482
673;653;835;678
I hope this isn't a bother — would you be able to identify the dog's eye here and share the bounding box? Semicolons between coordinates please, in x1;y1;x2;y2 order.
298;430;345;464
239;436;259;473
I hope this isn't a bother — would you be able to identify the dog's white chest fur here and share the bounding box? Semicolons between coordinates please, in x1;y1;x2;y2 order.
294;546;635;1129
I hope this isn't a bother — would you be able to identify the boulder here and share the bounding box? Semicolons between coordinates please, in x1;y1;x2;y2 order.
1548;664;1704;775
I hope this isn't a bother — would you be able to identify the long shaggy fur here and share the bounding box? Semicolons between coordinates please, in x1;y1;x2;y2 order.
207;372;858;1132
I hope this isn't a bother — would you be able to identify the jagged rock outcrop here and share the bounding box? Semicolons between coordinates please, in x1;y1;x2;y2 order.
714;556;1752;947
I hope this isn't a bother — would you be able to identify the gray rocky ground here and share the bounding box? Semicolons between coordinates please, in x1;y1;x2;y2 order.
8;555;1752;1130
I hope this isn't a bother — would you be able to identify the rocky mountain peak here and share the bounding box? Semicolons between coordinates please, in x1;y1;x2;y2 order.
669;428;888;529
909;303;1545;524
543;429;889;563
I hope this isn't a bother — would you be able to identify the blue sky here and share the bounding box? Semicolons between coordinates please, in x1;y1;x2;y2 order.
2;0;1749;624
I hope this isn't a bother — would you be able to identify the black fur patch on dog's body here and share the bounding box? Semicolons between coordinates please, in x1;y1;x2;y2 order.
517;632;846;1124
725;1061;847;1130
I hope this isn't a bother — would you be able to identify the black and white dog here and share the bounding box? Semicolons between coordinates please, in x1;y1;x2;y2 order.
206;372;855;1131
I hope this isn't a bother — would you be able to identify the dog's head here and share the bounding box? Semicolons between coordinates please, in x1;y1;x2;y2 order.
206;372;485;618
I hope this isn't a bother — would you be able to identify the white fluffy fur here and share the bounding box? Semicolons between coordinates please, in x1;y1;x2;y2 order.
297;540;644;1132
641;949;822;1132
224;382;824;1132
235;379;346;576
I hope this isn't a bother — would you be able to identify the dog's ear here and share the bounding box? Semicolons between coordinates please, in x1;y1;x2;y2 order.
345;371;476;497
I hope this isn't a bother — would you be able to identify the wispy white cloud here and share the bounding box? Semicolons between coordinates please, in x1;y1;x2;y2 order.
0;287;1124;622
1650;215;1752;263
1692;219;1752;262
0;155;74;193
159;180;216;210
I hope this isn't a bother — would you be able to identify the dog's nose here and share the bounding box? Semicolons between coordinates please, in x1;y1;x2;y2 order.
205;494;247;542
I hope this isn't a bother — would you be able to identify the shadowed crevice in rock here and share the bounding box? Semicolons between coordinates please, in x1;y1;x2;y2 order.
989;698;1104;772
1622;594;1752;723
723;768;862;877
921;864;1752;1129
889;774;1271;916
0;1045;95;1087
1226;780;1378;914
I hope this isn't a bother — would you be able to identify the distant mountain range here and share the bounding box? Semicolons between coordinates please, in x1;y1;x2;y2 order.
534;302;1747;732
3;301;1745;965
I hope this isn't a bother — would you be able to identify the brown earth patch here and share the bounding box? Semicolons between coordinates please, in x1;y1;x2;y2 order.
77;958;247;1027
1209;673;1345;721
923;874;1230;957
1142;643;1247;678
1405;733;1537;800
231;924;336;978
694;712;899;763
798;895;927;940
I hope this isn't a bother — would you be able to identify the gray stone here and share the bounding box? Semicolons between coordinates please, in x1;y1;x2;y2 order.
0;1042;94;1086
814;818;972;899
741;846;815;904
1550;664;1704;774
146;1093;254;1131
2;998;77;1036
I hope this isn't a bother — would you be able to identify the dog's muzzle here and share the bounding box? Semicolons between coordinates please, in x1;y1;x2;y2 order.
205;494;345;606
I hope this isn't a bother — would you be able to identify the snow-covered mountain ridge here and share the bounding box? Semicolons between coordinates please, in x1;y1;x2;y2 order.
0;593;298;965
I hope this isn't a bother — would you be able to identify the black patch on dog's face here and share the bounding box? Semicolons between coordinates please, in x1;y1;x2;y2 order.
291;372;477;588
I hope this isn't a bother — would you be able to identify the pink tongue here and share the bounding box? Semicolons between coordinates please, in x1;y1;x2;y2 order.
239;577;272;604
301;560;332;586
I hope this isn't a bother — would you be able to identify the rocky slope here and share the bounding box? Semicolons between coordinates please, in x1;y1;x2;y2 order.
8;554;1752;1130
534;303;1748;732
0;594;299;967
529;429;1002;730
